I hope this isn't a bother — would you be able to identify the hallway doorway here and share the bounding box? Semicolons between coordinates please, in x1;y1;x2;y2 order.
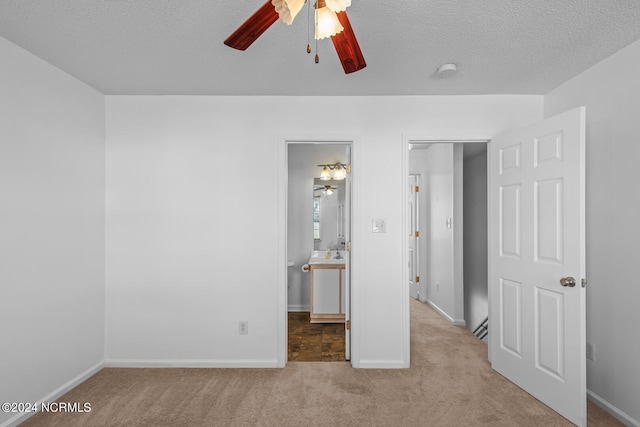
408;140;489;338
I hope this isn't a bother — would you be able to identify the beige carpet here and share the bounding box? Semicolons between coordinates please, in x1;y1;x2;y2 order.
22;298;620;426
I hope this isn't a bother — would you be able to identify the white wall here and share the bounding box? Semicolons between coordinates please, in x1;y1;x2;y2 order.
104;95;541;368
544;39;640;425
0;37;105;426
463;148;488;335
288;144;347;311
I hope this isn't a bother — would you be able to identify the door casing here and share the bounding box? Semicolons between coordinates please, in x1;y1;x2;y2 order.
279;137;360;367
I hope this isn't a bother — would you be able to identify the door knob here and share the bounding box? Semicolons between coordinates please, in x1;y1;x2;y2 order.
560;277;576;287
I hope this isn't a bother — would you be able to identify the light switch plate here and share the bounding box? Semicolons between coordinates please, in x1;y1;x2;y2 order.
372;218;387;233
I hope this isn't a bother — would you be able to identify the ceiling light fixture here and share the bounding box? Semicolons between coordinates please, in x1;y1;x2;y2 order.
224;0;366;74
325;0;351;13
272;0;306;25
318;162;349;180
314;0;344;40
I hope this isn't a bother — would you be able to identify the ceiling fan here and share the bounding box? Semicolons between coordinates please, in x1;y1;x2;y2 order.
224;0;366;74
314;185;338;194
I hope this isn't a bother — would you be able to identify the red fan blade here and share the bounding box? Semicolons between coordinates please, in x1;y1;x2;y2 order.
224;1;279;51
331;11;366;74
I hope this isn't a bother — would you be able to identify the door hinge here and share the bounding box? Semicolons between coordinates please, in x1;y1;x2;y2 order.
346;320;351;330
415;185;419;192
581;278;587;288
347;164;351;174
415;231;420;237
346;242;351;252
416;276;420;283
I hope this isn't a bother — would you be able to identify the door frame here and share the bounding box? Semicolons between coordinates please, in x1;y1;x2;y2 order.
278;136;361;367
408;173;420;301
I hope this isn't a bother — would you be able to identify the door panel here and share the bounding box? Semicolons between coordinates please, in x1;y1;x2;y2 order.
500;184;521;258
489;107;586;426
500;278;522;356
535;287;564;380
535;178;564;263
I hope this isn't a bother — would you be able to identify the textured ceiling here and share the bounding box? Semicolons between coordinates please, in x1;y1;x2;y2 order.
1;0;639;96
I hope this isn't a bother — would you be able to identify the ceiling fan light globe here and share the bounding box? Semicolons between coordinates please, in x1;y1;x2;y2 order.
272;0;305;25
325;0;351;13
315;7;344;39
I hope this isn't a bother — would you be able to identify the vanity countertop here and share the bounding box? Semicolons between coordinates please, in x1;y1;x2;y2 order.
308;250;346;265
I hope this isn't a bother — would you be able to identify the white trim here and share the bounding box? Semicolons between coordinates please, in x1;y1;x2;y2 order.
349;137;361;368
588;390;640;427
0;361;104;427
277;135;288;368
104;359;280;368
358;359;407;369
409;139;490;147
486;146;493;364
424;298;463;325
287;304;310;312
400;134;411;368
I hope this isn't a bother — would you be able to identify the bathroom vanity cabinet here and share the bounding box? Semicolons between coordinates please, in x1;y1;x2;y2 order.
309;263;345;324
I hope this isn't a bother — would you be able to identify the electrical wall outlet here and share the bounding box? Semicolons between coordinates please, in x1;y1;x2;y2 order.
239;321;248;335
586;341;595;361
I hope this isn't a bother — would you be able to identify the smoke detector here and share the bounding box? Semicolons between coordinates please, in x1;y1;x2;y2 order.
437;63;457;78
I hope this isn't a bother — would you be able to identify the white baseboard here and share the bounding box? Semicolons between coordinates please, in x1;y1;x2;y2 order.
357;359;408;369
287;305;310;312
104;359;280;368
588;389;640;427
424;299;465;326
0;361;103;427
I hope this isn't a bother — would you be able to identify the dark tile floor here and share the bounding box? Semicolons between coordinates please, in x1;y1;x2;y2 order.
288;312;346;361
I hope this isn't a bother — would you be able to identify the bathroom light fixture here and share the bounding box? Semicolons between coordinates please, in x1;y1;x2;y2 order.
332;163;346;180
319;166;332;181
317;162;348;180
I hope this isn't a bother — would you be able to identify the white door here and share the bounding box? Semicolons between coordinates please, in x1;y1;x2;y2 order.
489;107;586;426
408;175;420;300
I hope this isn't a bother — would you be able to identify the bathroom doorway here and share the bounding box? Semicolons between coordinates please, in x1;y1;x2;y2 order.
286;142;352;362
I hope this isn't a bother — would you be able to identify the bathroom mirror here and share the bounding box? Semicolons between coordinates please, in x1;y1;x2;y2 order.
313;178;345;250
